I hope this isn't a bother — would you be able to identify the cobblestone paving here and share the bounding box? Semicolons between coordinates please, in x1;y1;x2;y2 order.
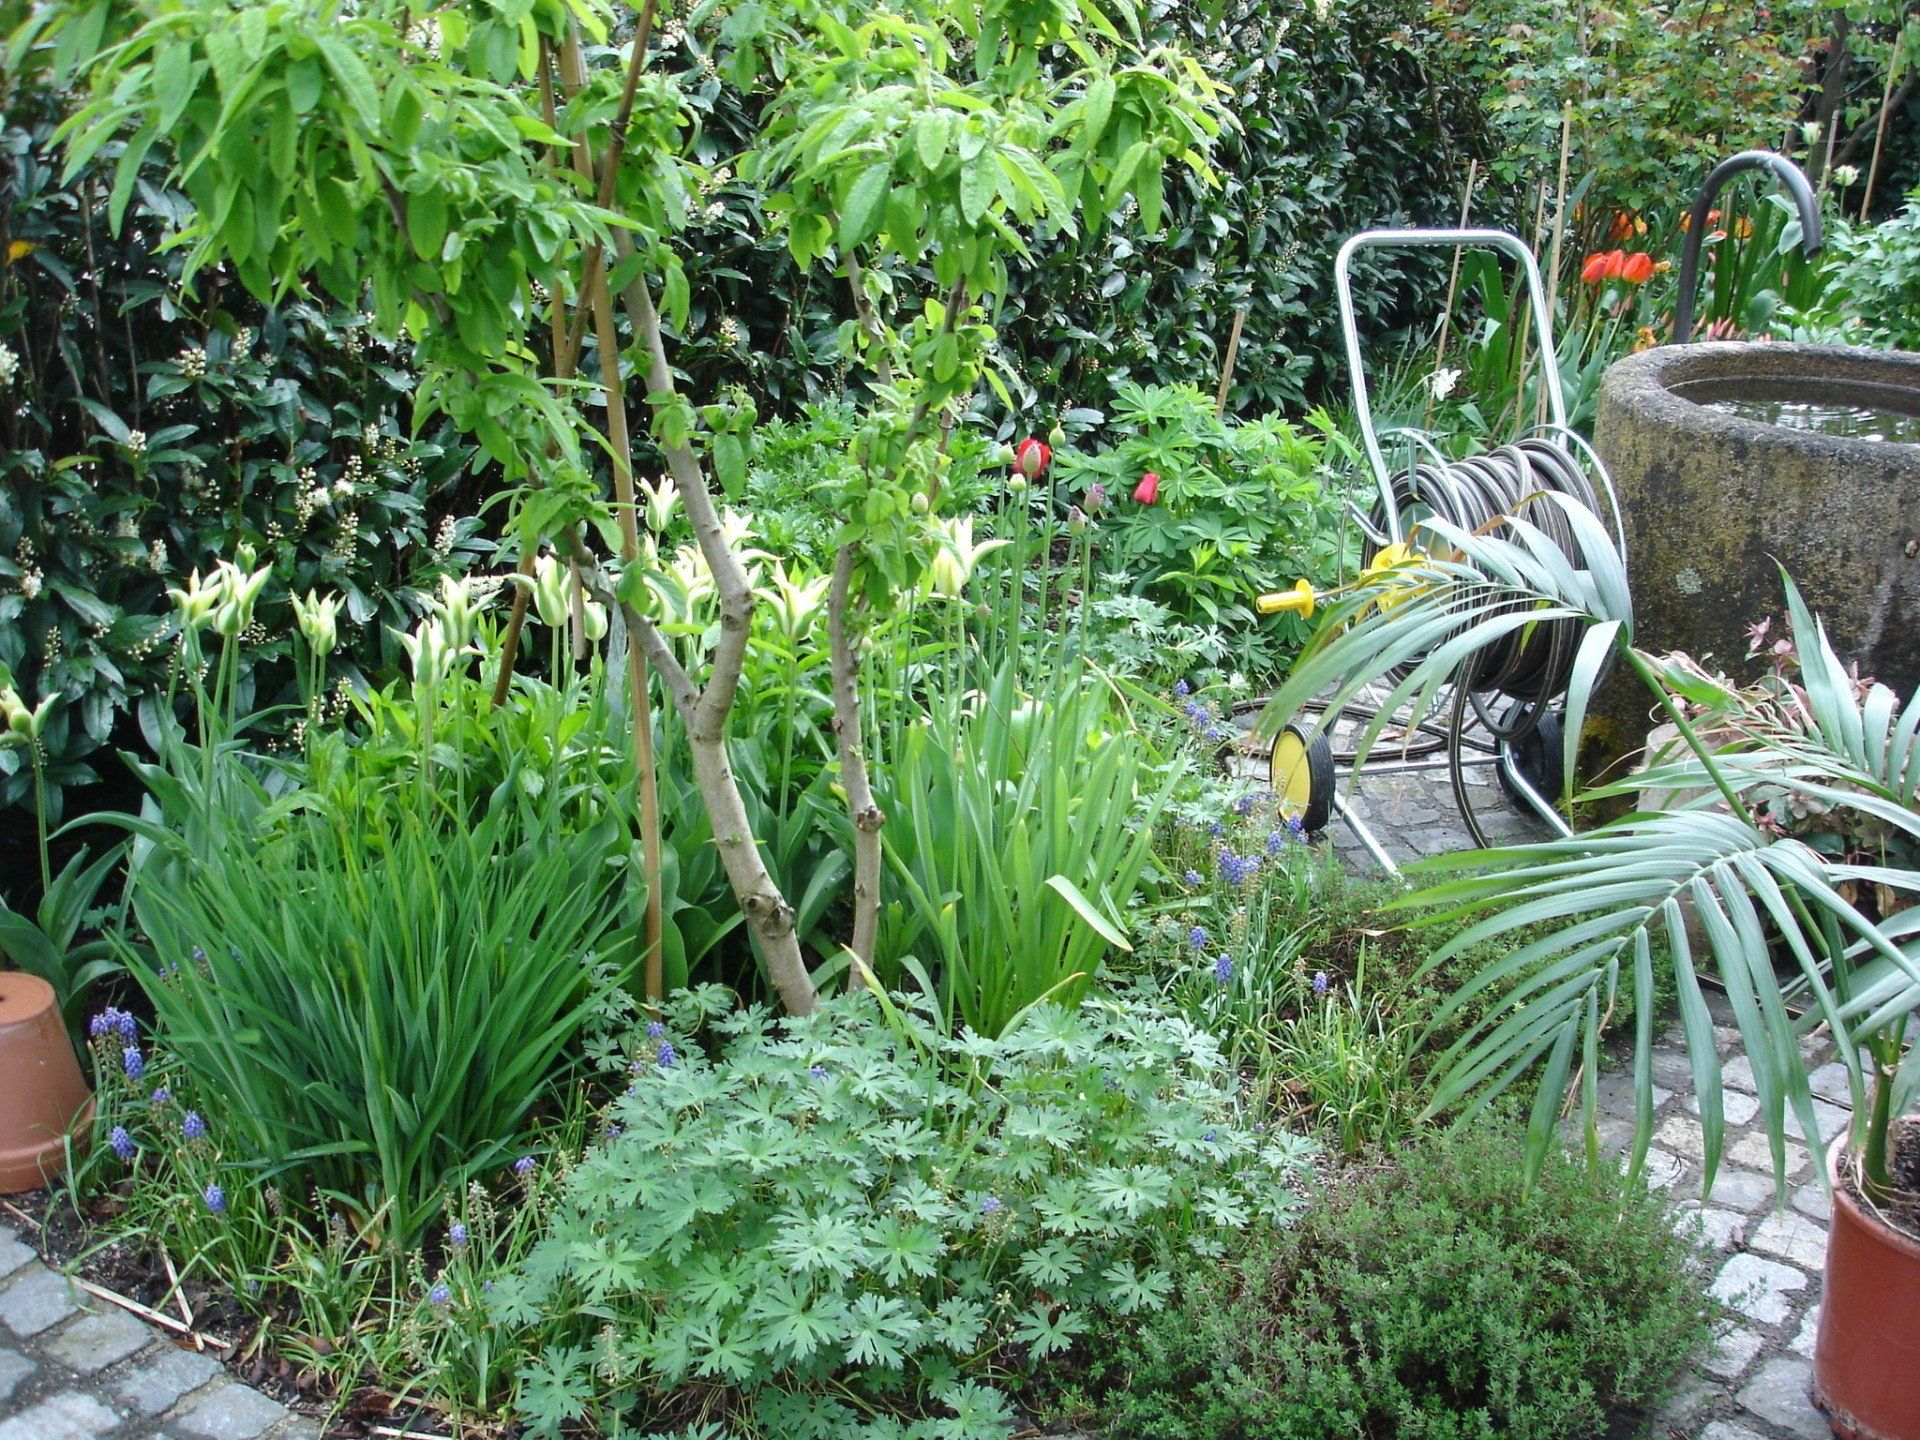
1323;767;1838;1440
0;1231;315;1437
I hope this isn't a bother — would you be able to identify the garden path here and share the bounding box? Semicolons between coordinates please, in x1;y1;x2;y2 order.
1321;760;1840;1440
0;1221;313;1440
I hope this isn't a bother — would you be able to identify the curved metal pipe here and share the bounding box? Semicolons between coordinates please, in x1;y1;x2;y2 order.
1671;150;1824;344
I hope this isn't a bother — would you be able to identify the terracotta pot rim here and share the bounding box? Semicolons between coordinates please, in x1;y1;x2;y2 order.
1825;1135;1920;1264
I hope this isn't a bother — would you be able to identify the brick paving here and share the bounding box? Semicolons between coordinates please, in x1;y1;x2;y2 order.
0;1229;315;1439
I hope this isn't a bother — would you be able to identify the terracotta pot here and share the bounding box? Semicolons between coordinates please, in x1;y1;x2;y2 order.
1813;1137;1920;1440
0;973;93;1194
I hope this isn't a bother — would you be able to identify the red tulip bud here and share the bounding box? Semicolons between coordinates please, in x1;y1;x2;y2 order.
1133;472;1160;505
1620;251;1654;285
1013;437;1050;480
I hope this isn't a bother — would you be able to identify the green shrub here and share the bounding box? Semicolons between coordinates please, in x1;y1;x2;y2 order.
1076;1122;1713;1440
0;85;478;828
1060;382;1351;681
505;989;1317;1440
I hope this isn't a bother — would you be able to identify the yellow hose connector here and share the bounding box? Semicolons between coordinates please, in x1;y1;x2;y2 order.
1256;543;1426;621
1255;578;1317;617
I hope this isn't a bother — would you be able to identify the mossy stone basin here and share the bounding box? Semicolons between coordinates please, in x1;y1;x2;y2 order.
1594;342;1920;752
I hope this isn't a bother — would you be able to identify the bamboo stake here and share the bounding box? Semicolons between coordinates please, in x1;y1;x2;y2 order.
1432;159;1480;375
560;24;666;1001
1860;46;1904;221
1538;108;1574;430
1212;305;1247;416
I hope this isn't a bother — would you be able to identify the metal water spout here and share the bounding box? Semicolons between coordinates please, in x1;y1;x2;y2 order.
1670;150;1824;344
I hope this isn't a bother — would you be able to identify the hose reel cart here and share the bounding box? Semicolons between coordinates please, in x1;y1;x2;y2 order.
1258;229;1630;872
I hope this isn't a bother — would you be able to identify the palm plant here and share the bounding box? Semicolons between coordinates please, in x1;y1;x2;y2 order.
1266;501;1920;1196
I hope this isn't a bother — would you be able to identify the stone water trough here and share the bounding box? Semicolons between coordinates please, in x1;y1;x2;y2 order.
1595;341;1920;750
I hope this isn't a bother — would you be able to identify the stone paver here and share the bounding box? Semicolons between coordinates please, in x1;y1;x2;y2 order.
0;1223;308;1438
109;1343;225;1415
0;1391;121;1440
0;1266;81;1338
1737;1356;1828;1438
1711;1253;1811;1326
43;1311;150;1374
1313;759;1846;1440
174;1384;288;1440
0;1350;33;1406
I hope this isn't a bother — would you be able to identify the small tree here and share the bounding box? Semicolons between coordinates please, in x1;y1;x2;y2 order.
32;0;1224;1012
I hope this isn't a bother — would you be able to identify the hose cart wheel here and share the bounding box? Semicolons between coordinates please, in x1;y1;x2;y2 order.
1271;723;1335;834
1495;702;1566;808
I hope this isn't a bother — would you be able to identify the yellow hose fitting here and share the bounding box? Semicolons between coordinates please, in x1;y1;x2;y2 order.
1256;578;1317;618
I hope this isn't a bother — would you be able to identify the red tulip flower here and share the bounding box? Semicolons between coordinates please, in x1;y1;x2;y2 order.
1012;437;1050;480
1133;472;1160;505
1620;251;1654;285
1582;250;1628;285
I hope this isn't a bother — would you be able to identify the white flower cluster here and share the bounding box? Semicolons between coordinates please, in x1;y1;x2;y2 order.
717;316;744;347
0;343;18;387
177;345;208;379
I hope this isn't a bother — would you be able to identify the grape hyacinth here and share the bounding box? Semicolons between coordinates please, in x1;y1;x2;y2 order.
981;1195;1002;1217
1187;925;1209;952
109;1125;135;1161
203;1182;226;1214
1213;954;1235;985
645;1019;665;1040
1173;679;1191;698
449;1222;469;1249
808;1064;829;1080
121;1046;144;1081
89;1008;139;1045
149;1087;171;1106
657;1042;677;1069
1182;868;1203;887
1217;850;1260;887
428;1282;451;1307
1312;971;1331;995
181;1110;207;1142
513;1155;536;1176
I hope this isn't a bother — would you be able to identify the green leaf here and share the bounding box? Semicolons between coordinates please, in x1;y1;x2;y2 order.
1044;875;1130;951
1082;75;1115;149
838;162;891;251
960;152;997;227
407;189;448;261
711;432;746;499
317;35;381;131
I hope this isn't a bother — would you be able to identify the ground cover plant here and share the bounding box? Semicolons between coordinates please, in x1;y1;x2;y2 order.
507;989;1315;1439
1063;1121;1716;1440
